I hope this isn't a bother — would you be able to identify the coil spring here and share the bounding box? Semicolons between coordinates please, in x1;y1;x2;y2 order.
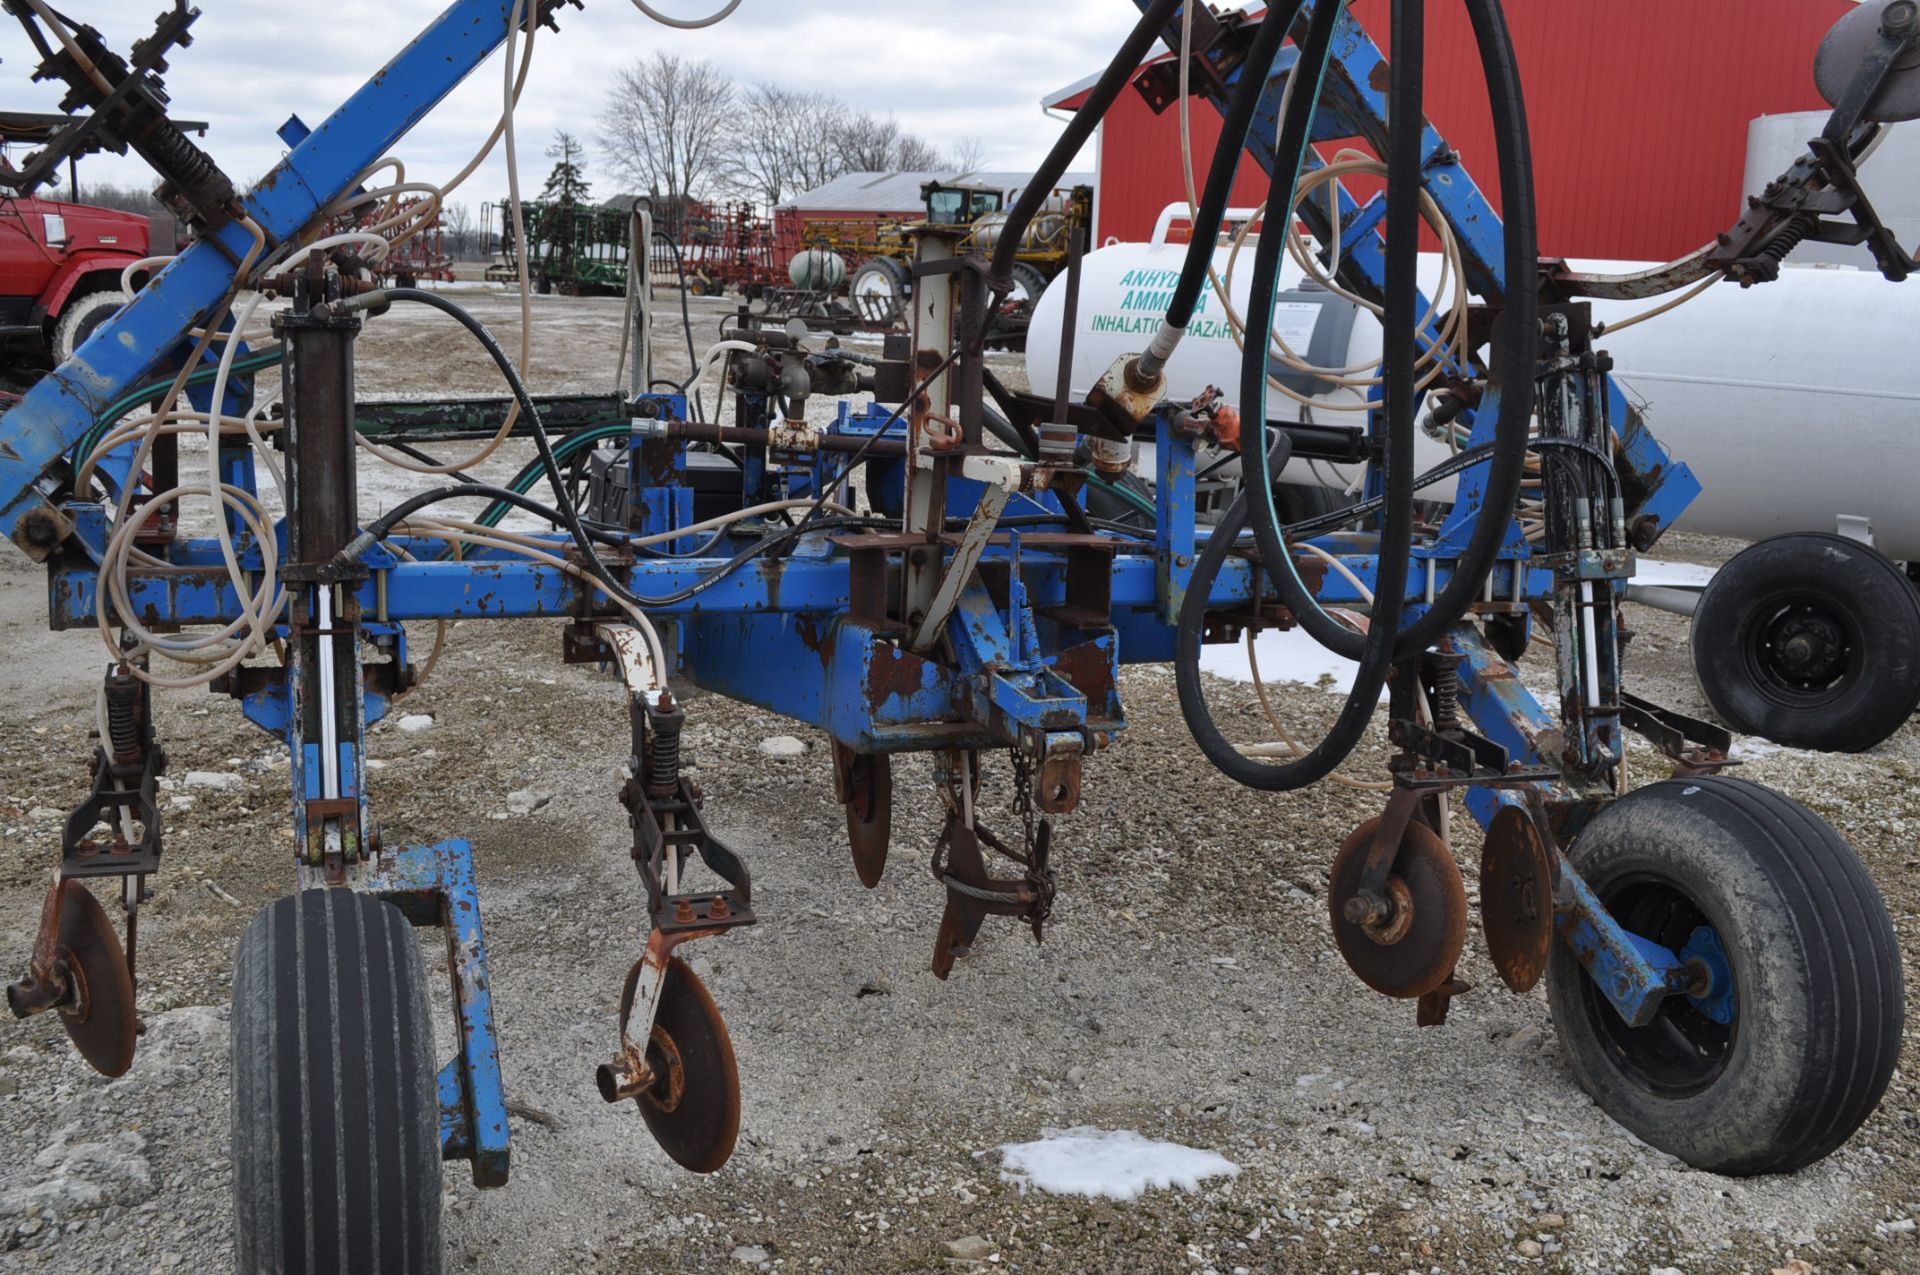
1762;215;1815;265
105;673;141;762
140;119;227;204
646;703;683;797
1430;649;1463;733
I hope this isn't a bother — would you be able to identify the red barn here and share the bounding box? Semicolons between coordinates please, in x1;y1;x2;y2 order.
1046;0;1856;261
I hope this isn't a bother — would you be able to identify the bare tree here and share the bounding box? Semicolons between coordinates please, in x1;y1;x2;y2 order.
823;108;951;174
891;132;947;172
597;52;735;225
827;109;903;173
947;134;988;173
69;182;164;216
440;201;476;259
600;62;971;216
723;83;847;208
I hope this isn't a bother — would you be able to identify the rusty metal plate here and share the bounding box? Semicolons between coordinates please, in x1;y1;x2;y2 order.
1480;805;1556;994
635;955;740;1174
834;743;893;889
54;882;138;1078
1816;0;1920;122
1328;817;1468;1000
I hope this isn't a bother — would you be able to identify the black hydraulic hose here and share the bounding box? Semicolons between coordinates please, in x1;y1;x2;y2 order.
354;482;631;548
987;0;1184;294
379;439;484;487
331;287;790;609
982;404;1036;458
1178;0;1425;791
1276;435;1612;538
1162;1;1301;332
1236;0;1538;663
1233;0;1362;657
1395;0;1536;648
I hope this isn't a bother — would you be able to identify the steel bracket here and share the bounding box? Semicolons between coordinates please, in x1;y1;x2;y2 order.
363;839;510;1188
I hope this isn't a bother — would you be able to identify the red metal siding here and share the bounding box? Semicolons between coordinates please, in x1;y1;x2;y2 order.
1093;0;1853;260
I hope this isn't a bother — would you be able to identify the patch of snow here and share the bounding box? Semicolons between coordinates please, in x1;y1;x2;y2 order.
998;1127;1239;1200
1633;558;1716;588
1197;627;1381;701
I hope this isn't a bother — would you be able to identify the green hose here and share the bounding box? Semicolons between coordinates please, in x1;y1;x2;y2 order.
474;421;629;527
74;350;285;464
1083;471;1158;521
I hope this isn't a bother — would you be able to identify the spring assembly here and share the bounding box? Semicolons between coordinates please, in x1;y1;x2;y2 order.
133;117;236;226
1761;214;1817;267
1429;642;1465;734
644;690;684;800
104;669;144;769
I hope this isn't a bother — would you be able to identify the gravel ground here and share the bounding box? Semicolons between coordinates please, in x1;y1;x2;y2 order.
0;291;1916;1275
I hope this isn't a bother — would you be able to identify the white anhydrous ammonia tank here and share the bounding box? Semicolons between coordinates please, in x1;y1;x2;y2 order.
1028;223;1920;556
1024;233;1430;492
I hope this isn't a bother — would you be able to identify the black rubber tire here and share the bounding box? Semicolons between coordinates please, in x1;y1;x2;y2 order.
1692;532;1920;751
51;289;124;365
232;890;443;1274
1546;776;1903;1175
850;257;909;326
1008;262;1051;306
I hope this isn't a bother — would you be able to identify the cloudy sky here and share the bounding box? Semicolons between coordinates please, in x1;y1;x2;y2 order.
0;1;1214;205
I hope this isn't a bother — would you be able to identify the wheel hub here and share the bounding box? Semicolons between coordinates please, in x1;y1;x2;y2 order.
1758;604;1850;690
1328;816;1468;999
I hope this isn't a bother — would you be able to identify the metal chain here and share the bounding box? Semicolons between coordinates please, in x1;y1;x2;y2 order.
1011;748;1036;860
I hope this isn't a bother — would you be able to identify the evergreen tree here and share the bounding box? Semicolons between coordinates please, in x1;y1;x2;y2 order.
538;131;592;281
543;131;592;205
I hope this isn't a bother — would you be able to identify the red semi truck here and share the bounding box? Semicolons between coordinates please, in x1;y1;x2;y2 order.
0;193;149;381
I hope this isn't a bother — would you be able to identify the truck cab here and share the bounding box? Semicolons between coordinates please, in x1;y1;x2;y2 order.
920;182;1004;227
0;194;150;376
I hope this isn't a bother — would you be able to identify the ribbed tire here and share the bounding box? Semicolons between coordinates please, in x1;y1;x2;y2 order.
232;890;443;1274
850;258;909;326
51;290;123;366
1546;777;1904;1175
1691;532;1920;752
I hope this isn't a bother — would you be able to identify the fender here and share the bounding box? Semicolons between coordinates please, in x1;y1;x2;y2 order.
40;251;145;317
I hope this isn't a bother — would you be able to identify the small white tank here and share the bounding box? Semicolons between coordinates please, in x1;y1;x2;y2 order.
788;249;847;291
970;211;1071;253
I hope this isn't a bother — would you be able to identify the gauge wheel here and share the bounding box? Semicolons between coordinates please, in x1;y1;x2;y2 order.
232;889;443;1273
1545;777;1902;1175
1691;532;1920;751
